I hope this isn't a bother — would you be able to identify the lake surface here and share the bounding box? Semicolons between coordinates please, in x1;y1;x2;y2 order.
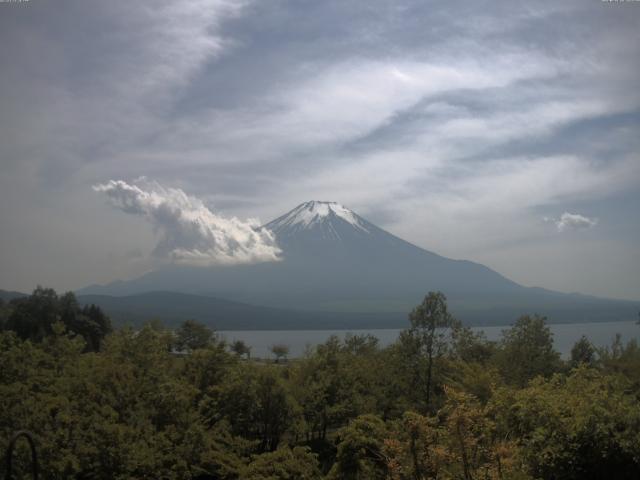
219;320;640;359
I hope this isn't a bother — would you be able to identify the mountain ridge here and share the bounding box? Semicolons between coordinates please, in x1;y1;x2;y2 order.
76;291;407;330
76;201;639;327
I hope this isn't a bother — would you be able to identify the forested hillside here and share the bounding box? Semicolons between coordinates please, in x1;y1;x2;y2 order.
1;288;639;479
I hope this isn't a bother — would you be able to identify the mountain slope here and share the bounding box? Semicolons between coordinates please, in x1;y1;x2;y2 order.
77;291;405;330
264;200;522;298
78;201;639;326
0;289;28;302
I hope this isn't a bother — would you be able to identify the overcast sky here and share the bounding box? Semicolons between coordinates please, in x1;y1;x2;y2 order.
1;0;639;300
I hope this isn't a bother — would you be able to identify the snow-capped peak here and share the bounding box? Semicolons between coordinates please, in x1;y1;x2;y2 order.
267;201;370;233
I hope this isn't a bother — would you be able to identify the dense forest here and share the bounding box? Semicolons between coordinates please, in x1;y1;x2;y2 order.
1;288;639;479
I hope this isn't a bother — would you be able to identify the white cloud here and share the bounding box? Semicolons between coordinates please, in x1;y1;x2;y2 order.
93;179;281;266
554;212;598;232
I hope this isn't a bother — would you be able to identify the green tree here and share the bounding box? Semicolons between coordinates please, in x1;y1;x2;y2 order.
598;335;640;391
230;339;251;359
6;286;60;341
0;297;10;331
245;446;322;480
60;292;112;352
174;319;214;352
441;387;526;480
182;342;236;393
327;414;389;480
384;411;446;480
289;335;388;445
569;335;596;368
271;343;290;363
452;326;496;364
290;337;346;443
495;315;561;386
491;367;640;479
5;288;111;351
204;364;299;452
400;291;459;409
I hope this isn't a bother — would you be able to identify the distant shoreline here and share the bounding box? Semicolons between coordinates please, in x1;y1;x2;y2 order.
217;320;640;359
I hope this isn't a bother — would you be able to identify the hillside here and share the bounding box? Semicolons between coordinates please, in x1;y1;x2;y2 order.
78;201;639;327
0;289;28;302
77;291;405;330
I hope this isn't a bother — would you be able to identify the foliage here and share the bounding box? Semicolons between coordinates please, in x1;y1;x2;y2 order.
202;363;300;452
245;446;322;479
598;335;640;392
452;326;496;364
271;343;290;363
230;339;251;359
385;411;446;479
0;324;248;479
1;287;639;478
385;391;529;480
174;319;215;352
491;366;640;479
570;335;597;368
399;291;460;411
327;414;389;480
3;287;111;352
495;314;562;386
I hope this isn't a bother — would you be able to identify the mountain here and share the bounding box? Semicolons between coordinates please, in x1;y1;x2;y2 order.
78;201;639;327
76;291;405;330
0;289;28;302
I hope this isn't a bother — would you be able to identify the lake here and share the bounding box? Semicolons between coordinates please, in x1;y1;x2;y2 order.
219;320;640;359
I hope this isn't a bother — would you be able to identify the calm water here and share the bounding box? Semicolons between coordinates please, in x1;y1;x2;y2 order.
219;321;640;359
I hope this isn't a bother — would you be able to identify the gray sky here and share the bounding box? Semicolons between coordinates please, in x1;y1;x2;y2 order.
1;0;639;300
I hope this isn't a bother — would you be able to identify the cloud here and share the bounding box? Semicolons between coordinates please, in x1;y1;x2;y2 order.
93;179;281;266
1;0;640;299
553;212;598;232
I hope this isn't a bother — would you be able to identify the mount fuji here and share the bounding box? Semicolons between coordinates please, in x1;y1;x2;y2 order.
78;201;638;328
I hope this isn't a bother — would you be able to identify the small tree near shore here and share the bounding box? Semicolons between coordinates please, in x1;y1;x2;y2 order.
271;343;290;363
231;339;251;359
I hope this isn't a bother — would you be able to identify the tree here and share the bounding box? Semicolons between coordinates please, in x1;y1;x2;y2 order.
174;319;214;352
271;343;290;363
401;291;459;409
231;339;251;359
183;343;236;393
5;288;111;351
491;367;640;479
495;314;561;386
204;364;299;452
452;326;495;364
441;387;525;480
0;297;10;331
6;286;60;341
289;336;357;443
245;447;322;480
252;368;297;451
384;411;446;480
327;414;389;480
81;303;112;351
570;335;596;368
598;335;640;391
62;295;112;352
